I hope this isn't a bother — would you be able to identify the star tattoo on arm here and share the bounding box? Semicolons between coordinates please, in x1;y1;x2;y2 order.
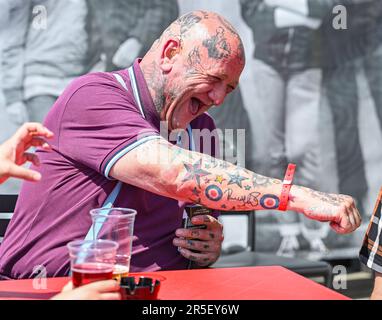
227;172;248;188
182;159;211;187
215;175;225;184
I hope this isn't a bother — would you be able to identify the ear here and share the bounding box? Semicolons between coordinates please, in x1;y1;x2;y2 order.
160;39;180;73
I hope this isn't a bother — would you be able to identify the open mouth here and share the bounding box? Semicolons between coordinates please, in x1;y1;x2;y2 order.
189;97;202;116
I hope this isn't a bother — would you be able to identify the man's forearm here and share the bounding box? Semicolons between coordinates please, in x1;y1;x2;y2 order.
167;142;354;220
169;144;315;213
130;140;344;215
112;138;361;234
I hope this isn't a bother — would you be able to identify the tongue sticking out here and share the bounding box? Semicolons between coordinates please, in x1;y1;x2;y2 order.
190;98;201;116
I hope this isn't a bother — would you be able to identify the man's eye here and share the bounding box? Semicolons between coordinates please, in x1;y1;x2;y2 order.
210;76;221;81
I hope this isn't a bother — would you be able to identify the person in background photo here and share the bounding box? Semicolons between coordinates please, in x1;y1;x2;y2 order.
2;0;90;125
85;0;146;72
112;0;179;70
1;0;29;132
321;0;382;220
239;0;381;260
0;0;14;144
1;0;90;195
23;0;89;123
239;0;327;258
362;4;382;142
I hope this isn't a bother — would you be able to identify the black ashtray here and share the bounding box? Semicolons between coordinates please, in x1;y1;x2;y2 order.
120;276;161;300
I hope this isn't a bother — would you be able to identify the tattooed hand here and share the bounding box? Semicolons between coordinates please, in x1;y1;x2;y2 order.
290;187;362;234
173;215;223;267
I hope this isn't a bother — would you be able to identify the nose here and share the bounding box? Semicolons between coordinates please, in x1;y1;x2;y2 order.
208;84;227;106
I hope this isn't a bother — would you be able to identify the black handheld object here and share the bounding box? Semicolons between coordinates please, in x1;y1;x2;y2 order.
182;204;211;230
180;205;212;257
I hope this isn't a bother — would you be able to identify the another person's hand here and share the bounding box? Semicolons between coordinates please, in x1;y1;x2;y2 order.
52;280;121;300
291;187;362;234
173;215;224;267
0;122;53;184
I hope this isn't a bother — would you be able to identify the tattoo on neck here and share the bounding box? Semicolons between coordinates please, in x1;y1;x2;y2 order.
167;80;186;107
141;61;166;113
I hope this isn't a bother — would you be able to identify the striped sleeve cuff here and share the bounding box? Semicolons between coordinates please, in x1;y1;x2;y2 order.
103;135;162;180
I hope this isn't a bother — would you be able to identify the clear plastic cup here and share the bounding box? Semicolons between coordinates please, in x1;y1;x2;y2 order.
67;239;119;287
89;208;137;282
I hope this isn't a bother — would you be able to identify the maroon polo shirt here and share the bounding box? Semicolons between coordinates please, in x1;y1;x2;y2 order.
0;60;218;279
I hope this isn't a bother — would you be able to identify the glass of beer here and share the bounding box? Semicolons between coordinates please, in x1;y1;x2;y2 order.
67;239;118;287
90;208;137;282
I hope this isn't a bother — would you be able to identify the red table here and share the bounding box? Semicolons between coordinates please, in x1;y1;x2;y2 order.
0;266;349;300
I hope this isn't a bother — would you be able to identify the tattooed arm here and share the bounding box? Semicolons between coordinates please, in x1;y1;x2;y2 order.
110;138;361;234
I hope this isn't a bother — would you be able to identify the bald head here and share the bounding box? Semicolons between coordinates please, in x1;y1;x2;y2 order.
141;11;245;130
162;11;245;66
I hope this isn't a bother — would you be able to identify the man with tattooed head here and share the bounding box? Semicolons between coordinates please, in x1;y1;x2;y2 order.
0;11;361;279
